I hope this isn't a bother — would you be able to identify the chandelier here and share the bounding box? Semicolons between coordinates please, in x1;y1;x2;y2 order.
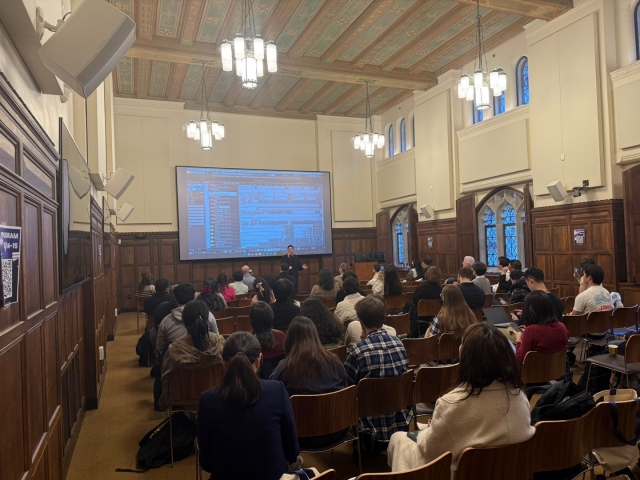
352;82;384;159
220;0;277;89
457;0;506;110
185;62;225;151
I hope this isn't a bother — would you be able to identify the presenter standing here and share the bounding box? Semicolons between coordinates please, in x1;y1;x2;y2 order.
282;245;308;287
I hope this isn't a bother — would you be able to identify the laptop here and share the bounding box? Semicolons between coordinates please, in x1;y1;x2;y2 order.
482;307;522;333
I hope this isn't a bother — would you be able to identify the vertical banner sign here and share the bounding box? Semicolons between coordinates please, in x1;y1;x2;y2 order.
0;226;21;306
574;229;585;246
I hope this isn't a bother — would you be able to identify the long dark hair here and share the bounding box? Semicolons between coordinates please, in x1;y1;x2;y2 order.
316;268;335;291
216;332;262;406
383;265;403;296
455;323;524;400
215;272;229;294
413;261;424;279
280;316;343;390
253;277;273;303
436;285;476;340
522;291;557;327
138;272;154;292
198;277;225;311
300;297;344;345
182;300;212;351
250;301;275;350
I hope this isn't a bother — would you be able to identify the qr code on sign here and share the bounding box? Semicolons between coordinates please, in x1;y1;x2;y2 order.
2;259;11;299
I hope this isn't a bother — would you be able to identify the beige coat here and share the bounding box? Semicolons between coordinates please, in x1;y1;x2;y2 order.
387;381;534;472
335;293;365;324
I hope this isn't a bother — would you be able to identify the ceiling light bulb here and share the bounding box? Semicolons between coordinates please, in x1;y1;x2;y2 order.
221;41;233;71
234;34;245;59
377;135;385;148
354;135;361;150
474;70;483;88
490;69;499;89
465;86;474;101
253;36;264;60
266;42;277;72
457;81;466;99
219;124;225;138
460;74;470;91
498;70;507;91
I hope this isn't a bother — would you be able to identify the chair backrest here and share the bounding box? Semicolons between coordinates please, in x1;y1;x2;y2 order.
612;305;638;330
586;310;612;334
235;315;251;332
414;364;460;405
236;293;251;300
225;299;240;308
403;284;418;293
532;408;595;473
548;287;559;296
290;386;358;437
438;333;461;362
403;292;414;304
215;316;235;335
560;313;587;338
240;298;252;307
328;307;336;313
504;302;523;314
625;334;640;364
357;370;414;419
359;280;369;286
314;470;337;480
327;345;347;363
224;306;251;318
166;363;224;405
483;294;493;308
146;314;155;331
136;295;146;311
402;336;438;367
385;313;410;336
295;294;310;303
521;350;567;384
385;295;406;310
456;437;534;480
418;299;440;317
592;399;640;449
355;452;451;480
563;296;575;314
472;308;483;322
321;299;337;309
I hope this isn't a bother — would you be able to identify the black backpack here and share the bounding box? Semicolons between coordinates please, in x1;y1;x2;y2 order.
136;332;156;367
137;413;196;469
530;381;596;425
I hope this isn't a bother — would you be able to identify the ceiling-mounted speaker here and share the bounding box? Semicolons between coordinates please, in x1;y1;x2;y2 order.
547;180;568;202
68;164;90;199
116;203;135;222
420;203;435;218
38;0;136;98
104;168;135;199
89;173;105;191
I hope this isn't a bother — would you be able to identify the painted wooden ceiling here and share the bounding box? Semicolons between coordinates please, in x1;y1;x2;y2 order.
111;0;571;119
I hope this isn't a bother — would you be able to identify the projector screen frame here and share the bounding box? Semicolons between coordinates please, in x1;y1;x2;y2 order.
175;165;333;262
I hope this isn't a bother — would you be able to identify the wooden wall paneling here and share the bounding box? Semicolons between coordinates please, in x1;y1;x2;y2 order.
624;164;640;283
456;194;478;264
376;210;392;265
416;218;458;279
523;184;534;266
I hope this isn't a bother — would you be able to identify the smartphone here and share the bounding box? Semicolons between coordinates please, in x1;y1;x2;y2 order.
499;298;506;305
509;322;522;333
573;267;579;276
380;265;385;272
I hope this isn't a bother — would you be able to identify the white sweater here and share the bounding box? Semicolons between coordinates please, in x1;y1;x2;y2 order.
387;381;534;472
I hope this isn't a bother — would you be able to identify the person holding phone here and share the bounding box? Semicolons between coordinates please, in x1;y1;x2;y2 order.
574;258;595;294
368;264;384;295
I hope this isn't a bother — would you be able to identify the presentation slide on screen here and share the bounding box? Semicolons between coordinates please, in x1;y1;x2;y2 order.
176;167;333;261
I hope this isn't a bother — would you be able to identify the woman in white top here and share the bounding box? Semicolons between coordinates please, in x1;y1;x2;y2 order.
137;272;155;294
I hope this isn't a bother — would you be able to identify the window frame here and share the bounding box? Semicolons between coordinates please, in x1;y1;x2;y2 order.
472;97;483;124
388;124;394;157
400;118;406;152
516;56;529;106
493;90;505;115
635;1;640;61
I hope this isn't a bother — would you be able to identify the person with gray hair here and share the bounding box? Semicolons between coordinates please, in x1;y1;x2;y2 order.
462;256;475;268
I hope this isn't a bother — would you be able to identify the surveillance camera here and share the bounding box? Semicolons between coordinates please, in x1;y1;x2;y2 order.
572;187;582;198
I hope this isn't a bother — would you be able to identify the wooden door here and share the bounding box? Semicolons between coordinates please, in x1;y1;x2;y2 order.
456;194;478;264
376;210;392;265
624;164;640;283
408;205;418;263
523;184;534;267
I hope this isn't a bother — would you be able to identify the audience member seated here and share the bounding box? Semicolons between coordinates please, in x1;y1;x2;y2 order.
197;332;299;480
514;291;569;365
149;299;178;348
270;279;301;332
461;256;475;268
410;266;443;337
496;256;512;293
251;277;275;304
427;285;476;340
344;296;409;443
197;278;228;311
242;265;256;290
383;264;404;298
508;270;530;304
300;297;344;348
159;300;225;410
406;260;424;281
524;267;564;319
138;272;155;295
250;301;285;379
571;264;612;315
387;322;535;472
310;268;340;301
367;264;383;294
471;262;491;295
216;272;236;302
231;271;249;295
335;277;366;324
457;267;485;310
144;278;173;316
575;257;596;294
271;262;298;296
334;263;348;290
336;271;367;303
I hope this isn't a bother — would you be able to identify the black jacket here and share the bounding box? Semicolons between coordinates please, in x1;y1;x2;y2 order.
281;254;304;280
509;278;531;304
271;272;298;293
458;282;486;310
270;302;301;332
497;273;512;293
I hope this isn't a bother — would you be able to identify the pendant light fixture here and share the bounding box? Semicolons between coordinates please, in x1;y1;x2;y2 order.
352;82;384;159
185;62;225;150
220;0;277;89
457;0;507;110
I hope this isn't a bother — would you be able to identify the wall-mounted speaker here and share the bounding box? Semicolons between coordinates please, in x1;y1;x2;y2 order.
420;203;435;218
38;0;136;98
116;203;134;222
547;180;568;202
104;168;135;199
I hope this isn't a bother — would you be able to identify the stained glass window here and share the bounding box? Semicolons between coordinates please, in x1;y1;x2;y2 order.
484;208;497;267
502;204;518;259
473;99;484;124
517;57;529;106
388;125;394;157
396;223;404;264
412;115;415;148
636;2;640;60
493;91;505;115
400;119;406;152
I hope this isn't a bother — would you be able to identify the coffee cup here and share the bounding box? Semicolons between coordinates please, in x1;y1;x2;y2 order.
609;344;619;357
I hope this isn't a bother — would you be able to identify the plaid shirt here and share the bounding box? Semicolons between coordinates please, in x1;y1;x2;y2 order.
429;315;442;336
344;328;411;442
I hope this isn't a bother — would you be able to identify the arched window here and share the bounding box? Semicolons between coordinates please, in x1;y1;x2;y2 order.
516;57;529;106
412;115;416;148
392;208;410;267
472;99;483;124
635;1;640;60
493;91;505;115
396;223;404;264
388;124;394;157
477;190;526;269
400;119;406;152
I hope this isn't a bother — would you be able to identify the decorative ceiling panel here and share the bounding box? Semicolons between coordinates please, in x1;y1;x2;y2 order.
149;60;171;96
276;0;325;53
310;82;352;111
156;0;184;38
222;0;280;43
196;0;232;43
288;79;327;110
261;76;301;108
234;83;262;106
115;56;135;94
336;85;380;114
112;0;134;18
209;72;236;103
179;64;204;100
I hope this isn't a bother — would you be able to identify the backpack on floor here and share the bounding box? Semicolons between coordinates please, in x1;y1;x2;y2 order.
530;380;596;425
135;332;155;367
577;364;616;395
136;413;196;469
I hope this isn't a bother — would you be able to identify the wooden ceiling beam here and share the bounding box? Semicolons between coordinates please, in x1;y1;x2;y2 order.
167;62;189;100
249;74;283;109
323;83;366;115
179;0;207;45
449;0;571;21
136;0;157;40
222;76;244;107
193;66;221;103
136;58;151;98
260;0;304;42
275;78;315;112
183;101;318;120
215;0;242;44
299;82;337;114
371;89;414;115
344;86;388;117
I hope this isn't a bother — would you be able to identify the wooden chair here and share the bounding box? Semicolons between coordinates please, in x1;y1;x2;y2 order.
494;293;510;303
327;345;347;363
584;310;613;357
290;386;361;473
235;315;251;332
438;333;461;362
360;280;369;286
296;294;310;303
414;364;460;425
166;364;224;466
355;452;451;480
563;296;576;315
402;336;438;368
239;298;253;307
521;350;567;385
482;294;493;308
417;299;440;318
224;306;251;318
225;299;240;308
135;295;146;332
215;316;235;336
561;313;588;339
585;333;640;389
403;291;414;304
385;295;406;310
611;305;638;337
403;284;419;293
471;308;483;322
315;470;337;480
503;302;523;315
456;438;534;480
548;287;559;296
321;298;337;309
386;313;410;337
328;307;336;314
531;409;596;476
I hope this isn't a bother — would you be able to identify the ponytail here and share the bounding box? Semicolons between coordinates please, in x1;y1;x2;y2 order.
217;332;262;406
182;301;212;351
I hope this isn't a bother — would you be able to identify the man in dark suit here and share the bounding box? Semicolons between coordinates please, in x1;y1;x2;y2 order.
271;262;298;295
281;245;307;287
